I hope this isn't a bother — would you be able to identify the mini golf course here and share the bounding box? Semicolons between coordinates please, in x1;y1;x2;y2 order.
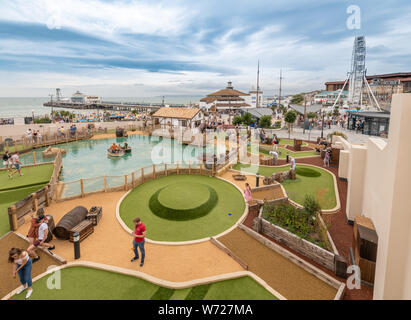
232;163;337;210
250;145;318;159
120;175;245;242
0;164;54;236
12;266;277;300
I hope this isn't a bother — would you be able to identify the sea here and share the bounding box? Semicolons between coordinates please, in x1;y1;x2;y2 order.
0;96;202;119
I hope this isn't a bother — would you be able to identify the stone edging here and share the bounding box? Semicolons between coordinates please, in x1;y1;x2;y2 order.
1;260;286;300
115;175;249;246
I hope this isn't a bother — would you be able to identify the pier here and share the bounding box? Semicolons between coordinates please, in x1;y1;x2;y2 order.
43;101;187;112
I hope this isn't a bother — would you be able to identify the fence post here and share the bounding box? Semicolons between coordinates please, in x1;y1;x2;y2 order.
32;151;36;165
165;164;168;176
32;193;38;212
132;172;135;188
9;205;18;231
45;185;50;206
104;175;107;192
141;167;144;182
80;179;84;198
124;175;128;191
153;164;156;179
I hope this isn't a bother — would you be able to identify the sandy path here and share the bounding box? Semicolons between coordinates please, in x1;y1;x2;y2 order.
218;228;337;300
17;192;243;283
0;232;63;299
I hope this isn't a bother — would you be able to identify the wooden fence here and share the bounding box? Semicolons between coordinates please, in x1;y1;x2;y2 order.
8;151;63;231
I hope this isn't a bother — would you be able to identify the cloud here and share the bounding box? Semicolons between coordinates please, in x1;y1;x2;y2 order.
0;0;410;97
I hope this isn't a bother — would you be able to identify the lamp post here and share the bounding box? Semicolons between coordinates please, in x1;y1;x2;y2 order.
321;105;325;139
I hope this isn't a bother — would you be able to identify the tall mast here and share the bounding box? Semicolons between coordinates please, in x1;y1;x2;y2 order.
279;69;283;108
256;60;260;108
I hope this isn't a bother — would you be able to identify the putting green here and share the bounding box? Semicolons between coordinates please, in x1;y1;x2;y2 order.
120;175;245;241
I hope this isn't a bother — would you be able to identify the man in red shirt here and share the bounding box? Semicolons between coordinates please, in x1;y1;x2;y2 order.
130;217;146;267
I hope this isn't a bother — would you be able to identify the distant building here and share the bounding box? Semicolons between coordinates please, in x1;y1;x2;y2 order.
325;72;411;110
246;87;264;108
239;107;273;122
314;91;348;105
152;107;204;129
71;91;102;104
200;82;251;111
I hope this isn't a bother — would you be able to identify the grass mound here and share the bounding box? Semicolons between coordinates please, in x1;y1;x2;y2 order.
296;167;321;177
149;183;218;221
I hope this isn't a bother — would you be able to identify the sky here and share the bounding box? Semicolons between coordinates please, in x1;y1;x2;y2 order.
0;0;410;98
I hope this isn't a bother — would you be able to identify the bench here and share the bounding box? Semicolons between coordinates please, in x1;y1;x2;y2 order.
69;219;94;243
86;206;102;226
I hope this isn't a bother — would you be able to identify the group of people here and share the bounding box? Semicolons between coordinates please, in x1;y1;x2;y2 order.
8;208;55;299
26;129;42;144
3;150;23;178
108;142;128;154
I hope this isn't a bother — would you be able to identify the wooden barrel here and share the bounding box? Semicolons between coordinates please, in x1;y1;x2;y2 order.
53;206;88;240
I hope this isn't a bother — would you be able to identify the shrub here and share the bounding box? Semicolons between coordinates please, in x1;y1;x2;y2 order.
303;195;321;217
233;115;242;125
258;115;272;128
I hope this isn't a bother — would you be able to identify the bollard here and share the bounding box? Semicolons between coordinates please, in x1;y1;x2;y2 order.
73;232;80;259
286;153;290;163
256;173;260;187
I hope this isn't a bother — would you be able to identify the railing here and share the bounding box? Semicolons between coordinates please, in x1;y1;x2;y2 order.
7;151;63;231
53;161;215;201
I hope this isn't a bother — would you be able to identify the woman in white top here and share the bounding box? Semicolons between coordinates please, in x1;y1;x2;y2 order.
8;248;33;299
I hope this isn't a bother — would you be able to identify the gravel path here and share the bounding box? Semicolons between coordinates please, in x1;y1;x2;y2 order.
218;228;338;300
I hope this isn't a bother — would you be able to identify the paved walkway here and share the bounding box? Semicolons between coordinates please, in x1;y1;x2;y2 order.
17;192;244;284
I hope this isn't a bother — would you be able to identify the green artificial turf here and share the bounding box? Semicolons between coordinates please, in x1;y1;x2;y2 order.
0;184;48;236
295;167;322;177
0;164;53;192
120;175;245;241
150;183;218;221
233;163;336;210
12;267;277;300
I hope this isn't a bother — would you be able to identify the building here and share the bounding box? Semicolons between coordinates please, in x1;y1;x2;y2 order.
314;91;349;105
152;107;204;129
246;87;264;108
200;82;251;111
325;72;411;110
239;107;273;123
334;93;411;299
71;91;102;105
347;111;390;137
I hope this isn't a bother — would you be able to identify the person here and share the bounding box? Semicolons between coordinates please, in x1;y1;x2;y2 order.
9;248;33;299
26;129;32;143
33;130;38;144
130;217;146;267
10;152;23;178
290;157;296;171
27;214;55;262
109;143;119;153
244;183;253;204
269;150;278;165
37;130;42;143
27;208;49;245
3;150;12;174
324;149;331;167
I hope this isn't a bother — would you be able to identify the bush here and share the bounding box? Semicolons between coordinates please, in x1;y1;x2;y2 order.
242;113;253;126
284;111;297;124
258;115;272;128
232;115;242;125
303;195;321;217
291;94;304;105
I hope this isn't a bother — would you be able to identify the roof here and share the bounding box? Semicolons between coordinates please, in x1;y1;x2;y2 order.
348;111;391;119
153;107;201;119
289;104;323;115
240;108;273;118
206;88;250;97
215;103;250;108
325;72;411;86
